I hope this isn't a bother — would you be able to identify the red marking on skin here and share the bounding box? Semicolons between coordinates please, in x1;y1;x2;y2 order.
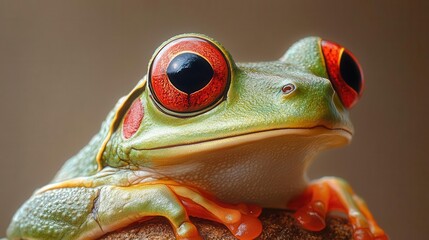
150;37;229;113
321;40;361;108
123;98;143;139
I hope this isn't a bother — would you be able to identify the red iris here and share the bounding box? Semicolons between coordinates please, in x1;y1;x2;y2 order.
149;37;230;115
321;40;364;108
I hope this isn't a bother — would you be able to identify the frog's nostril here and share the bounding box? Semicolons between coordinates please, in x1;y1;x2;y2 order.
282;83;296;95
321;40;364;108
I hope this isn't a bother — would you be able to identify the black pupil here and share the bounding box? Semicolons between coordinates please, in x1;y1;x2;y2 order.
340;51;362;93
167;52;214;94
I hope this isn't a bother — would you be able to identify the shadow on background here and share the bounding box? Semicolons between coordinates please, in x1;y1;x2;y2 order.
0;1;428;239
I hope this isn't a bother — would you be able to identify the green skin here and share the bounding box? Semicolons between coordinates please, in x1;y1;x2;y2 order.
6;34;354;239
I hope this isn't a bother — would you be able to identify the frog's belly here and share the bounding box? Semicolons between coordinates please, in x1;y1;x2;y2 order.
154;129;349;208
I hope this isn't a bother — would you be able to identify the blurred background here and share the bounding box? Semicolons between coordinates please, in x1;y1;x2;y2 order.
0;1;427;239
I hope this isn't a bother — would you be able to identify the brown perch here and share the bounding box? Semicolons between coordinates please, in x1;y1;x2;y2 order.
100;209;353;240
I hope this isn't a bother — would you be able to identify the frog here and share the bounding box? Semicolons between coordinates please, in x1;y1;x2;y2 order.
6;33;387;240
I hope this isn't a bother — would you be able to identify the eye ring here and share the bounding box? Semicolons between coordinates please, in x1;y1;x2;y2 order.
321;40;364;108
148;34;232;117
282;83;296;95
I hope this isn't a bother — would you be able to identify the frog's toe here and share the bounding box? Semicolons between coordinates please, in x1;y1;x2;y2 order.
293;200;327;231
352;194;389;240
176;221;201;240
288;177;388;240
288;180;330;231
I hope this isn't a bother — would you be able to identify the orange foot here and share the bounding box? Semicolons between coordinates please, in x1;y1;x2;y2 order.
288;177;388;240
168;184;262;240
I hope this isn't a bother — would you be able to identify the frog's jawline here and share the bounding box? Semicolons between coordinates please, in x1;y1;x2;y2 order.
133;125;352;151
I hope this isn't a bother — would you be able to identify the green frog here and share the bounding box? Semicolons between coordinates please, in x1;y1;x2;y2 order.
6;34;387;240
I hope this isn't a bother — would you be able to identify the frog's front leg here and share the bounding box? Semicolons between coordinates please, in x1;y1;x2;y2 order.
91;184;200;240
288;177;388;240
7;184;199;240
8;181;263;240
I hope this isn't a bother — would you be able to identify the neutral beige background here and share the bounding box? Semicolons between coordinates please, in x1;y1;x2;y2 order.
1;1;427;239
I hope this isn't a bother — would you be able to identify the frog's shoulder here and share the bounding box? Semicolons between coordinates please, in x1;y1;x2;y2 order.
51;79;146;182
51;102;118;182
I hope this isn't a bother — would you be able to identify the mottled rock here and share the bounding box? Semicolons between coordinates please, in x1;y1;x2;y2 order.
100;209;353;240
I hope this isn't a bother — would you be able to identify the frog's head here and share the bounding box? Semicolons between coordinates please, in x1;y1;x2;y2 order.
100;34;364;205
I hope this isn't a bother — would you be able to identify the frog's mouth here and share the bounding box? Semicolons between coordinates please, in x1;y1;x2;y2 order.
129;126;352;167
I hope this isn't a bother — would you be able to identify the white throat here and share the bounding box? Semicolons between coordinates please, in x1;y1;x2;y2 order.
149;128;350;208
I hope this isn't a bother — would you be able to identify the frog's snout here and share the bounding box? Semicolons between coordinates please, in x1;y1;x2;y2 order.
321;40;364;109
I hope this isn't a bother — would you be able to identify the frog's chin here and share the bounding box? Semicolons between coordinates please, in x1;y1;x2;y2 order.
130;126;351;208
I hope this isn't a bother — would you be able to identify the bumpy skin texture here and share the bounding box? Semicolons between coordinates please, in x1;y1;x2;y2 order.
280;37;329;78
8;188;100;239
7;34;386;240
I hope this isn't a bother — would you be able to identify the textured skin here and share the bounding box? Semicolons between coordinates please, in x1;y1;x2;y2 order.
7;35;358;239
7;188;100;239
123;99;144;139
280;37;329;79
8;184;197;240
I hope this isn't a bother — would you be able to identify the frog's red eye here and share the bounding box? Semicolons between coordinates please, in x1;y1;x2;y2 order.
321;40;364;108
149;36;230;116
